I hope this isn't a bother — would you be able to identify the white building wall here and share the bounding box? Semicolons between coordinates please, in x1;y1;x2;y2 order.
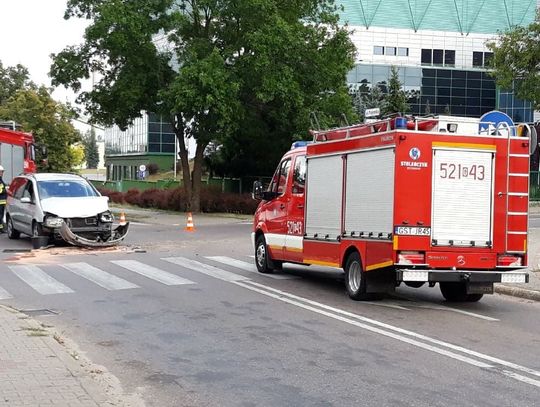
350;26;495;69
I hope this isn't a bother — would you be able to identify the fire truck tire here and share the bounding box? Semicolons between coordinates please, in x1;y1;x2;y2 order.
344;252;372;301
6;216;20;239
255;235;279;274
439;282;484;302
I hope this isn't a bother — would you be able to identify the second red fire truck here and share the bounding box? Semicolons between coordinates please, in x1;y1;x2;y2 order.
0;123;37;183
252;111;531;302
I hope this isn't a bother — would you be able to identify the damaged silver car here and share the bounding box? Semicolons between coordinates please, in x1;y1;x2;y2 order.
5;173;128;247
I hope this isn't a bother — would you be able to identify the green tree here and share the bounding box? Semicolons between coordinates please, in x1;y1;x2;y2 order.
487;14;540;109
0;87;81;172
351;81;388;120
384;66;409;115
83;128;100;169
50;0;355;211
0;61;34;106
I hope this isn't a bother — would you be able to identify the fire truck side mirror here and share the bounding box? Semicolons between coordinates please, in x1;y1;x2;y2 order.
41;145;48;157
252;181;264;200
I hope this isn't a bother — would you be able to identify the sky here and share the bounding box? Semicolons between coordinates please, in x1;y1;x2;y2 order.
0;0;91;130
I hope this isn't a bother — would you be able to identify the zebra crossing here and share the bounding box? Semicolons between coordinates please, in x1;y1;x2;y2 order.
0;256;296;300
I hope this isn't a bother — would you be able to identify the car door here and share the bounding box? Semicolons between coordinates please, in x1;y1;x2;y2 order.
7;178;27;230
285;154;306;263
264;158;292;260
18;180;37;235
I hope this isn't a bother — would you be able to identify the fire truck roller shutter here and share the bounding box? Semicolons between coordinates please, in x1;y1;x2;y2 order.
345;147;395;238
305;155;343;240
432;147;494;247
0;143;24;184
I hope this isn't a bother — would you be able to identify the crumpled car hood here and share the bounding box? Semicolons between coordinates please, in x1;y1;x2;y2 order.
40;196;109;218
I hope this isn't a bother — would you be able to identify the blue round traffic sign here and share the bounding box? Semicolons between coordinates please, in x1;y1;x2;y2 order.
479;111;515;136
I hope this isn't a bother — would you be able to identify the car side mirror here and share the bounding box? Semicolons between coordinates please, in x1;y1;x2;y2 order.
252;181;264;200
20;197;31;204
252;181;278;201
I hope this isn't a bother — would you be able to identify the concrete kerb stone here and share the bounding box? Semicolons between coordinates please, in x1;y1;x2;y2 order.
494;285;540;301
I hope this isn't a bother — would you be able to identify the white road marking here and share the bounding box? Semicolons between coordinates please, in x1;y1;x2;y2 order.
10;265;74;295
62;263;139;291
388;299;499;321
234;280;492;368
363;301;411;310
236;280;540;387
162;257;250;282
110;260;195;286
0;286;13;300
206;256;298;280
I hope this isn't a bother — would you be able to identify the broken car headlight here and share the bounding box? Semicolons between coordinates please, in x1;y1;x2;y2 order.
99;211;114;223
44;216;64;228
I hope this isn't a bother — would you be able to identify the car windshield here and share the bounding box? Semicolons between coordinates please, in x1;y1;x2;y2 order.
37;180;99;199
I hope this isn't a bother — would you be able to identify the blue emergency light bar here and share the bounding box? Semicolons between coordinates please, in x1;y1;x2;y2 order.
291;141;310;149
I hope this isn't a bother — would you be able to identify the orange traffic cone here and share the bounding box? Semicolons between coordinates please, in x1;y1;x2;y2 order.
119;211;127;226
185;212;195;232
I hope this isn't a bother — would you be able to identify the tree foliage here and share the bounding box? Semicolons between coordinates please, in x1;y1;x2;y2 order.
384;66;409;115
51;0;356;210
487;13;540;109
83;128;100;168
0;61;34;106
0;86;81;172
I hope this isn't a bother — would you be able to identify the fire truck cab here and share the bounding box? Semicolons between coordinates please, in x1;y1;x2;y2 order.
0;124;37;184
252;111;531;302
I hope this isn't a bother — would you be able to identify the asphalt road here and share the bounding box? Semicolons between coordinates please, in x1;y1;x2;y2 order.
1;221;540;406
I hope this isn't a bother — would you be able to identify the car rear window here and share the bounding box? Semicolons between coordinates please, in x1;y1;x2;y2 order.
37;180;99;198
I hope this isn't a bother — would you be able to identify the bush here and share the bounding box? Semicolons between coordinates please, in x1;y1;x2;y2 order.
124;188;141;206
98;185;257;214
147;162;159;175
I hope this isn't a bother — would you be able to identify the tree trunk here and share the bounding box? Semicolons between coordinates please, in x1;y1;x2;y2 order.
173;115;192;211
190;141;206;213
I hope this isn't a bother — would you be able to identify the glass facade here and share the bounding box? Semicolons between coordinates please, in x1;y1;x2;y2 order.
104;113;175;156
348;64;531;120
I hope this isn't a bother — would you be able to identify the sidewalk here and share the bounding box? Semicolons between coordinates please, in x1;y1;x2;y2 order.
0;305;143;406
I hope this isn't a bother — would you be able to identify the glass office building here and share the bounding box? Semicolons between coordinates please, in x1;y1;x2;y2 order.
104;112;177;180
338;0;536;121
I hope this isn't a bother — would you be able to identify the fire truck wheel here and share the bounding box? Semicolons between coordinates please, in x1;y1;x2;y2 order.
344;252;371;300
6;216;20;239
439;282;484;302
255;235;275;274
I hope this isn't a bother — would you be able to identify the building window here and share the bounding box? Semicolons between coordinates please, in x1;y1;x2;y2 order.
397;47;409;57
374;46;384;55
473;51;493;68
432;49;443;65
386;46;396;56
421;49;432;64
444;50;455;66
473;52;484;67
422;49;456;67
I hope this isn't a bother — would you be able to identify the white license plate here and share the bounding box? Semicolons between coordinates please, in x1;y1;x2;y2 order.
501;273;527;284
394;226;431;236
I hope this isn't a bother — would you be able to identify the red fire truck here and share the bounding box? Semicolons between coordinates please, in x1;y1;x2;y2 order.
0;123;37;183
252;111;531;302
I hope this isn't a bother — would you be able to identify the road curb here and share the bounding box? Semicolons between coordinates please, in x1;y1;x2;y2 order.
495;284;540;301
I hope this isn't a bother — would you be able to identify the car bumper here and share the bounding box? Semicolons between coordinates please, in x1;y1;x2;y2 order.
397;269;529;284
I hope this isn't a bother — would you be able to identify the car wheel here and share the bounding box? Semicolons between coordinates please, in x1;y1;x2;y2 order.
439;282;484;302
344;252;372;301
6;216;20;239
32;221;44;237
255;234;276;274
